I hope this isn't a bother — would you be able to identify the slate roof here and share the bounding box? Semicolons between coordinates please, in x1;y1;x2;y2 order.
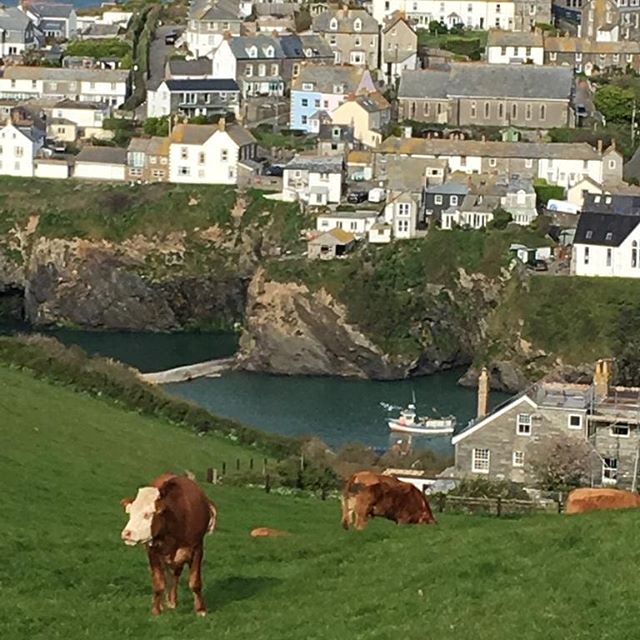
582;193;640;215
291;64;370;93
574;211;640;246
279;33;333;59
163;78;239;92
426;181;469;195
191;0;241;21
486;29;543;48
76;146;127;164
377;137;602;161
285;155;343;172
40;19;66;32
228;35;285;59
545;36;640;54
3;66;129;83
354;92;390;113
27;3;75;19
170;122;255;146
313;8;378;33
127;136;170;156
0;6;33;34
398;65;574;101
167;57;212;78
54;99;107;110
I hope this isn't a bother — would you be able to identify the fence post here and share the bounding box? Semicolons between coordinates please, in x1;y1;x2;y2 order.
262;458;267;475
557;491;563;514
212;468;218;485
250;458;254;471
496;497;502;518
206;467;213;483
438;493;446;513
222;461;226;476
265;474;271;494
236;458;240;471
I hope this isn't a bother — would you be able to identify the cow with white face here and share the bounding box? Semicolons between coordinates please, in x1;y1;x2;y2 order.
121;487;160;546
120;473;217;616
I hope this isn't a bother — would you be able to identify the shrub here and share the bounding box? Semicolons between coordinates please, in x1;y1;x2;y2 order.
449;477;530;500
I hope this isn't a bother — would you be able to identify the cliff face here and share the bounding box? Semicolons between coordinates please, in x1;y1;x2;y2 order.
236;267;505;380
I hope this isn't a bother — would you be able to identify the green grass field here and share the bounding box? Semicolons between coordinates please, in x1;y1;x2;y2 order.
3;366;640;639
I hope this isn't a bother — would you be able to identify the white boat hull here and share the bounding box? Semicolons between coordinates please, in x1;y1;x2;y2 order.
388;419;455;436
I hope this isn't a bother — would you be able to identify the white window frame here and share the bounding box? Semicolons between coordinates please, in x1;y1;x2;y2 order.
434;194;443;205
472;448;490;473
512;451;525;468
611;424;630;438
602;457;618;485
568;414;583;430
516;413;532;436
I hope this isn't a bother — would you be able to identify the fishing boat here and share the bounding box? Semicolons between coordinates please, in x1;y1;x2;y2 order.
382;397;456;436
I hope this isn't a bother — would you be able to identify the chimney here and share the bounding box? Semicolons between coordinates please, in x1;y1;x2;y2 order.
593;358;612;399
477;367;489;419
597;138;603;154
218;116;226;131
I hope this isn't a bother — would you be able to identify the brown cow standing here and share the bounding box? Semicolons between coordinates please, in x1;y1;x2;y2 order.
565;487;640;514
120;473;217;616
341;471;437;530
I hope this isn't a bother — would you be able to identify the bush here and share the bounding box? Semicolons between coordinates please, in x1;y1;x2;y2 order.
449;477;530;500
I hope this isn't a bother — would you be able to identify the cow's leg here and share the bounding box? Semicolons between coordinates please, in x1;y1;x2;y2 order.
354;502;369;531
166;564;184;610
340;495;350;530
147;550;166;616
188;545;206;616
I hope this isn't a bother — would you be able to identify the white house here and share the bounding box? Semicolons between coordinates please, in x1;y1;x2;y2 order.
384;191;421;239
169;120;257;185
0;122;44;177
186;0;243;58
441;194;498;230
0;5;42;56
283;156;343;205
0;67;130;107
486;30;544;65
572;212;640;278
49;99;110;139
73;147;126;181
316;210;379;237
368;222;393;244
21;2;78;40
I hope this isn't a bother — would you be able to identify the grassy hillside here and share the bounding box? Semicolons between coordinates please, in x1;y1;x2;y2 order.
3;366;640;639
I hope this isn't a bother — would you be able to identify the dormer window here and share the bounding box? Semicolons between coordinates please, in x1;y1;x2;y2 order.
329;17;338;30
333;84;344;93
265;45;274;58
354;18;362;31
302;82;314;91
247;45;258;58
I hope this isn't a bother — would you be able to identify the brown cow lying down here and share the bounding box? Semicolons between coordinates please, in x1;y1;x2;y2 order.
250;527;291;537
565;487;640;514
341;471;437;530
120;473;217;616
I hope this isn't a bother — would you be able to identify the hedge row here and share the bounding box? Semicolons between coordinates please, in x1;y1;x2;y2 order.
0;334;300;459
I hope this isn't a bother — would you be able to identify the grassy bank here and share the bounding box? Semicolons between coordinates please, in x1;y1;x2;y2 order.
4;365;640;638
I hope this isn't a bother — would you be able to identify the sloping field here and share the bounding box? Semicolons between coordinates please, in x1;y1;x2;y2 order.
1;366;640;640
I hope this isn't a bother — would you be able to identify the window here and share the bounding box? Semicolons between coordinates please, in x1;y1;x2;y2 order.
15;146;23;157
301;98;308;107
355;36;362;47
398;202;411;216
258;64;266;77
180;147;188;160
602;457;618;484
484;101;490;119
568;414;582;430
350;51;364;64
198;152;205;165
450;195;458;206
525;104;532;121
329;18;338;30
511;103;517;119
489;158;497;168
496;3;501;12
245;64;253;77
501;46;507;56
549;52;557;61
516;413;532;435
512;451;525;468
271;64;278;77
525;158;533;168
611;425;630;437
576;52;582;62
606;247;612;267
584;247;589;265
423;102;430;116
434;194;443;205
540;104;546;121
221;149;228;162
514;47;519;57
178;166;190;176
470;101;476;118
472;448;490;473
609;159;616;170
498;102;504;119
633;241;638;268
354;18;362;31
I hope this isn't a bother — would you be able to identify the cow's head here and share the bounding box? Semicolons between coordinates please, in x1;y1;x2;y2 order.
417;510;437;525
120;487;161;546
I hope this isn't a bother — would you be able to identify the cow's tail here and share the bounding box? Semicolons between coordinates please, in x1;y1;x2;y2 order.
207;500;218;534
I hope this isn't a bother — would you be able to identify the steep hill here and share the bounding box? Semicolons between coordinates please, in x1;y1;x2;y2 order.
2;366;640;639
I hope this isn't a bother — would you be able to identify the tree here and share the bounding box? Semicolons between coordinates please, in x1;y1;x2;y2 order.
488;206;512;230
428;20;448;35
612;303;640;386
594;84;635;124
143;116;169;137
527;434;596;491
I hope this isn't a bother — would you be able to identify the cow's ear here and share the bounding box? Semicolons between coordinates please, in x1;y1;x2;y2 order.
120;497;133;513
154;498;167;515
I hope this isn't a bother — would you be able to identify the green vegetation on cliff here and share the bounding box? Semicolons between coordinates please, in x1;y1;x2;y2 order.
5;364;640;639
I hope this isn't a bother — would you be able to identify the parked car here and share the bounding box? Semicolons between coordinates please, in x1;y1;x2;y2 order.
264;165;284;177
347;191;368;204
164;30;179;45
575;104;588;118
531;259;548;272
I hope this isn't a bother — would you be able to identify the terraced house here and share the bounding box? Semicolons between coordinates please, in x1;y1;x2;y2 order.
544;36;640;74
398;64;575;129
453;361;640;489
185;0;243;58
312;7;379;67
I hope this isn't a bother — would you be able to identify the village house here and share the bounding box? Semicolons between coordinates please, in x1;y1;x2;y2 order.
168;119;257;185
384;190;422;239
567;179;640;210
453;361;640;489
312;7;379;67
441;193;500;229
126;136;170;183
308;228;356;259
165;57;213;81
251;3;298;33
316;209;379;237
572;210;640;278
211;33;333;100
368;222;393;243
21;2;77;40
0;121;44;177
0;67;130;107
316;121;355;156
185;0;243;59
424;181;469;219
578;0;640;41
346;149;374;181
290;64;376;132
398;65;575;129
375;136;623;189
48;99;111;140
283;155;343;205
370;0;551;31
330;92;391;148
485;29;545;65
0;4;42;56
380;12;419;85
146;78;240;119
544;36;640;74
73;146;126;181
